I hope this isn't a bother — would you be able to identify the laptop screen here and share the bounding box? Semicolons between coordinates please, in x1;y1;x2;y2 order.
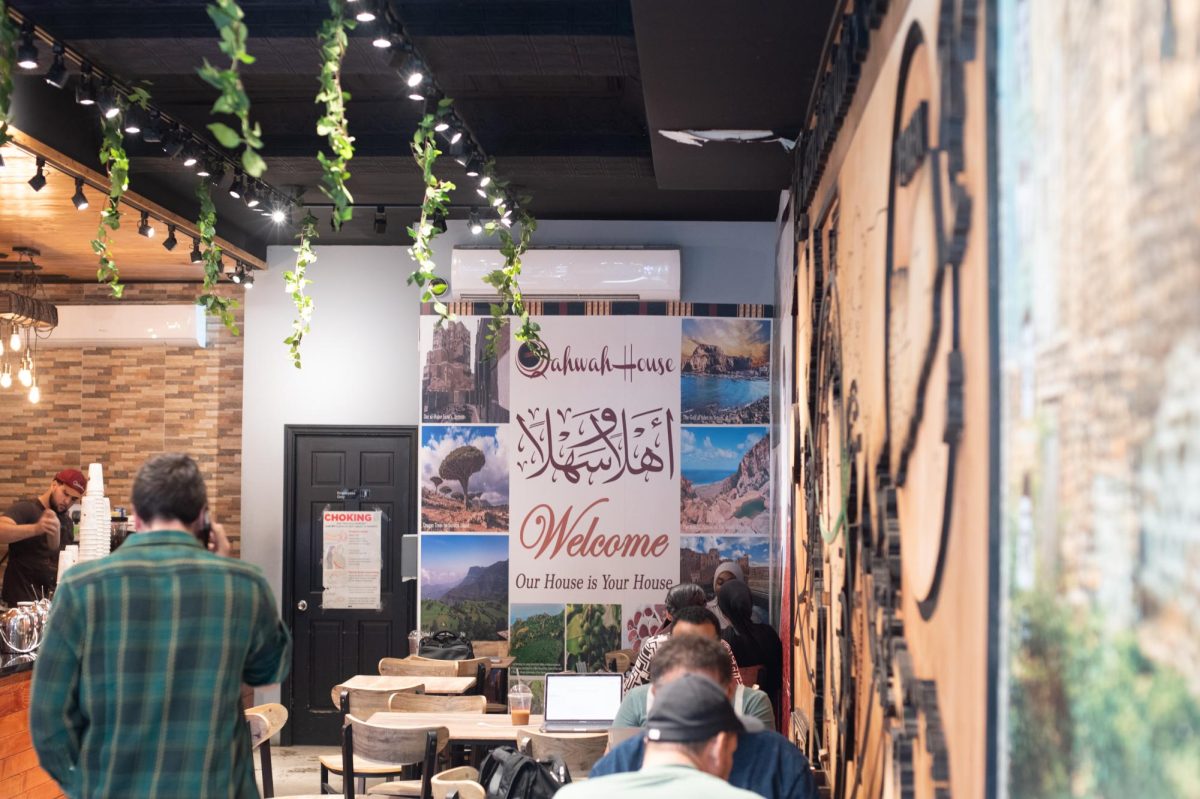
543;673;623;722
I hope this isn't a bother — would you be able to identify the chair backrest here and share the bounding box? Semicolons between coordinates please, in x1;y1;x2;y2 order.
604;651;632;673
452;656;490;679
332;686;422;717
606;726;642;751
245;703;288;750
389;692;488;713
471;640;508;658
344;714;450;799
379;656;460;677
431;766;485;799
519;730;609;777
739;664;763;688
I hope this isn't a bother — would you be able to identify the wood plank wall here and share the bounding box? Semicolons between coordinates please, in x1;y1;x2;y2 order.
786;0;990;797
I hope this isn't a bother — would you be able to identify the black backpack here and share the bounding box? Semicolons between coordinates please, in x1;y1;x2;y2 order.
417;630;475;660
479;746;570;799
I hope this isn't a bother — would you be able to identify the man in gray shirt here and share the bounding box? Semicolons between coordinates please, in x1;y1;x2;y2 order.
557;673;762;799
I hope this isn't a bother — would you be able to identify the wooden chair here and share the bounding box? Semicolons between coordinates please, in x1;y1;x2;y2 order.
388;693;487;714
332;684;424;718
470;641;508;658
429;766;485;799
518;730;608;778
379;657;459;677
738;664;762;688
606;726;642;751
247;703;289;797
320;691;448;797
604;651;632;673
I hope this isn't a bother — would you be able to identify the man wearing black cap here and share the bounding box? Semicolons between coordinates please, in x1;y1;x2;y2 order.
0;468;86;605
558;673;761;798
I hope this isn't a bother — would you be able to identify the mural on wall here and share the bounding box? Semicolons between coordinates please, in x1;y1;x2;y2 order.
788;0;987;797
417;310;774;685
419;425;509;532
997;1;1200;796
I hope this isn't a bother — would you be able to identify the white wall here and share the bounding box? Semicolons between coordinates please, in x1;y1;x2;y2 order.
241;220;776;699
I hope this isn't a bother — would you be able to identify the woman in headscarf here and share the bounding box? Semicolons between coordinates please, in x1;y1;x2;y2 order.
622;582;743;692
718;579;783;708
708;561;744;629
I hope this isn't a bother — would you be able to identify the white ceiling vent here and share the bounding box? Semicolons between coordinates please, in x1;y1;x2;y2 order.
40;304;207;348
450;248;680;302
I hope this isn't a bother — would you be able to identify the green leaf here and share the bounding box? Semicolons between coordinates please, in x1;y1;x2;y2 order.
208;121;242;148
241;147;267;177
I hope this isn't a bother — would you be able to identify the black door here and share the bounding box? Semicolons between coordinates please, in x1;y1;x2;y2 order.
283;426;417;744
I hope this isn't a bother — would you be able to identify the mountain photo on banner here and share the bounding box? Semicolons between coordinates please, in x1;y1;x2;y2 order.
680;536;772;619
681;318;771;424
681;426;771;534
510;604;566;675
421;315;510;424
566;604;622;672
421;425;510;532
420;534;509;641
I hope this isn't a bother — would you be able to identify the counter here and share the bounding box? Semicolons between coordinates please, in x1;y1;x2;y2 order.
0;660;65;799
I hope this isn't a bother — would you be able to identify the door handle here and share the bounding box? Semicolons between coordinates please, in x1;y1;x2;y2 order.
297;600;308;612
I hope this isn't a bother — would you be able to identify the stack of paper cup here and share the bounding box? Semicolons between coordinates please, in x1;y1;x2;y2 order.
56;545;79;582
77;463;112;562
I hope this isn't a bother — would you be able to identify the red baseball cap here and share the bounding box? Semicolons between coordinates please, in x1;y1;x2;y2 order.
54;469;87;494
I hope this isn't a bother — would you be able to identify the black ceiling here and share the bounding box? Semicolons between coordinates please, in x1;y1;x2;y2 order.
10;0;837;255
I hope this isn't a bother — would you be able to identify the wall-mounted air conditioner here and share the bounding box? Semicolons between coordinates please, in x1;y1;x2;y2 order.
40;304;207;348
450;248;681;302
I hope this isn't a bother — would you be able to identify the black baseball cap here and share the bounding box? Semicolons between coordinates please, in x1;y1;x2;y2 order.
645;673;763;742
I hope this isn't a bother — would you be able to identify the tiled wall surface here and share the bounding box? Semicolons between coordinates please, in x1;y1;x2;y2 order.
0;283;245;583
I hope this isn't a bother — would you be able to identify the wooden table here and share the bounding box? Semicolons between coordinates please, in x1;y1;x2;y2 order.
368;711;604;746
335;674;477;697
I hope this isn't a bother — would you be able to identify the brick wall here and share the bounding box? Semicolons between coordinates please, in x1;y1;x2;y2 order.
0;283;245;586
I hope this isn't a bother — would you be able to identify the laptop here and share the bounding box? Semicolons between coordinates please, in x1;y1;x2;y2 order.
540;673;623;733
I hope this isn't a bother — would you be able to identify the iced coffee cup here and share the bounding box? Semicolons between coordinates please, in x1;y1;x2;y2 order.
509;681;533;726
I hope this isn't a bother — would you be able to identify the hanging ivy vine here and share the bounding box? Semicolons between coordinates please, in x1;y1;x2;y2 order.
315;0;355;229
91;113;128;297
199;0;267;177
480;169;542;357
283;212;318;368
0;4;16;149
195;181;240;333
405;100;455;320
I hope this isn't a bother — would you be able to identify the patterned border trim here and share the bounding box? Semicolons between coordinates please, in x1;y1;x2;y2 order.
421;301;773;318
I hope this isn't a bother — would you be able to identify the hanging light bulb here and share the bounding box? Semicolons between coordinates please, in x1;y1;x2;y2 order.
18;351;32;388
9;327;21;352
28;379;40;404
0;363;11;389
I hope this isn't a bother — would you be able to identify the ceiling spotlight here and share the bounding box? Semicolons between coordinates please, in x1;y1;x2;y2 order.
372;29;393;48
75;69;96;106
190;237;204;264
182;144;200;168
434;119;450;133
270;206;288;224
72;177;88;210
137;210;155;238
161;126;185;158
231;262;243;284
243;182;261;208
405;61;426;88
476;186;488;199
478;174;492;189
464;155;483;178
229;170;245;199
163;224;178;251
97;82;121;119
28;157;47;192
374;205;387;235
141;110;163;143
16;23;38;70
45;44;68;89
469;208;483;235
123;106;143;135
243;269;255;288
195;157;213;178
355;1;377;22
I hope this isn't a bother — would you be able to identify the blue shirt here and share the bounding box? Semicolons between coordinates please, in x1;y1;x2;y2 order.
590;730;818;799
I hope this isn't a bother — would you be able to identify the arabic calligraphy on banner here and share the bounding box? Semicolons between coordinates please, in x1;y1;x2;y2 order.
509;316;683;604
514;404;676;484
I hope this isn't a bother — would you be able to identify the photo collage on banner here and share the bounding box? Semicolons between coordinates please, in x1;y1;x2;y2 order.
418;311;772;709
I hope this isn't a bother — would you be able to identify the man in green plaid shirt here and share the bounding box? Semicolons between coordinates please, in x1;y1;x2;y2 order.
30;453;291;798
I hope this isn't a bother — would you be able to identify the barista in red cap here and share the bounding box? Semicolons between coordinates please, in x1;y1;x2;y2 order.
0;469;86;605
